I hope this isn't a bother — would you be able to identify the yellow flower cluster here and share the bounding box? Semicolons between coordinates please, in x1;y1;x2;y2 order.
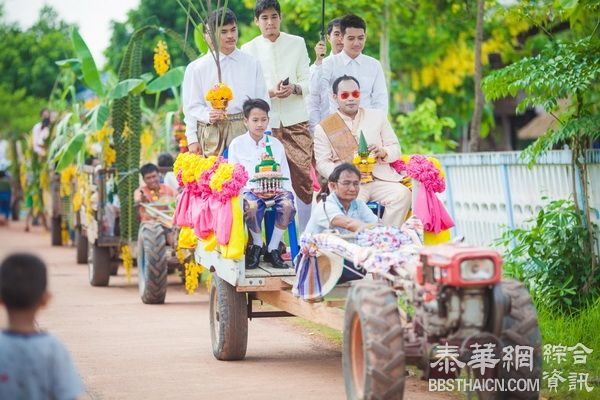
121;244;133;282
103;146;116;167
205;82;233;110
88;125;116;167
173;153;218;184
178;227;198;249
209;162;234;191
153;40;171;77
60;165;77;197
84;97;100;110
61;220;70;245
184;261;206;295
140;128;153;148
411;34;511;95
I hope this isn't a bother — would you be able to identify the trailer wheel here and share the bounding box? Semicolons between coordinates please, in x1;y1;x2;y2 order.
343;280;405;400
88;242;110;287
487;279;542;400
209;274;248;360
51;216;62;246
137;221;167;304
75;228;88;264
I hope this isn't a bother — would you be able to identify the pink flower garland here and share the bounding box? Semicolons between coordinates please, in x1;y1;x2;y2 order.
390;155;445;193
213;164;248;203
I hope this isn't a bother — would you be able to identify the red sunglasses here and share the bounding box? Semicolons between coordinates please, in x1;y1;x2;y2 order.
339;90;361;100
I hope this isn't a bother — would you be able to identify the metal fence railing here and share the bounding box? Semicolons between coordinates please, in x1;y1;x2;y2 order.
435;150;600;247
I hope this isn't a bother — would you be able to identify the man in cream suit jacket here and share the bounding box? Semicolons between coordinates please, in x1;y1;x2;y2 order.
313;75;411;227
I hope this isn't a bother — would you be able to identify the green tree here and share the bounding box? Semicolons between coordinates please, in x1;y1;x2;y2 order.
0;5;73;98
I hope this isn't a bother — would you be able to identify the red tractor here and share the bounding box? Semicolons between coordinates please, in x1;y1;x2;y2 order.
343;243;541;400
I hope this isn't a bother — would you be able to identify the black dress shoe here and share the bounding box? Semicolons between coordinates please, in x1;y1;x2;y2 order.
245;245;262;270
264;248;288;269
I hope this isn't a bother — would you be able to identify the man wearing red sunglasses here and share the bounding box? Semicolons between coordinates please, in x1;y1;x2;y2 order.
313;75;411;227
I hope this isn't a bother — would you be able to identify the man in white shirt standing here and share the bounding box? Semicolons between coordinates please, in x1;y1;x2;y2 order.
307;18;343;133
241;0;313;233
32;108;51;156
320;14;389;116
182;8;269;156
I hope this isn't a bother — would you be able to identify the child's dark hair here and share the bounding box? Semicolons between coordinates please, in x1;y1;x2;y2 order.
157;153;174;168
140;163;159;177
340;14;367;35
242;98;270;118
204;7;237;33
254;0;281;18
332;74;360;94
0;253;47;310
317;163;361;201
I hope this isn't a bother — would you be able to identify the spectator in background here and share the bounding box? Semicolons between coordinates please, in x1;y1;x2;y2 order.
307;18;343;133
320;14;388;116
32;108;51;157
0;253;84;399
157;153;178;191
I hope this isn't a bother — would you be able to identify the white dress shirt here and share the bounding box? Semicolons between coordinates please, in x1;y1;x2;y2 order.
241;32;311;128
32;122;49;156
182;49;270;145
227;132;292;192
320;50;388;115
307;53;335;132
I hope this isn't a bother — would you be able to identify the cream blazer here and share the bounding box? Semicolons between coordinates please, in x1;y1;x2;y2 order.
314;108;403;182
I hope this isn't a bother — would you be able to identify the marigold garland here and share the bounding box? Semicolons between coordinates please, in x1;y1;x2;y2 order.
209;162;234;192
205;82;233;110
153;40;171;76
121;244;133;281
60;165;77;197
184;261;206;294
178;226;198;249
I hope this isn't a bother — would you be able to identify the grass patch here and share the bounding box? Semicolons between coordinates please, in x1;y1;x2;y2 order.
289;317;343;346
537;298;600;399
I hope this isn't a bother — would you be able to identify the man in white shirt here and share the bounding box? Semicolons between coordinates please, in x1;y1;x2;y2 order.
228;98;296;270
32;108;51;156
314;75;411;227
241;0;313;233
307;18;343;133
320;14;388;116
182;8;269;156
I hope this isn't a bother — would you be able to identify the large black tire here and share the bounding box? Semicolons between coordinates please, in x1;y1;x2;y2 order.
343;280;405;400
88;242;111;287
75;228;88;264
485;279;542;400
209;274;248;360
51;216;62;246
137;222;168;304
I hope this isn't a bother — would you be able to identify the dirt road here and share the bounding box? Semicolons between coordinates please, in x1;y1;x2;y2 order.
0;222;455;400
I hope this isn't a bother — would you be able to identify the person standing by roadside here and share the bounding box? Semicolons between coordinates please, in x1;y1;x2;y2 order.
182;8;269;156
320;14;388;116
241;0;314;233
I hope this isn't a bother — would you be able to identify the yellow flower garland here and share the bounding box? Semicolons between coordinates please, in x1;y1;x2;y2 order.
153;40;171;76
209;162;234;191
178;227;198;249
121;244;133;281
59;165;77;197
